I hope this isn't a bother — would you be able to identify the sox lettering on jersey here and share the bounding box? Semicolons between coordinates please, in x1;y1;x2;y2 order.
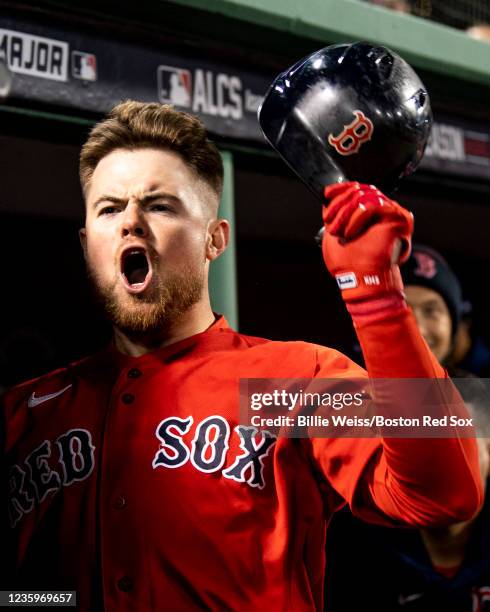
151;416;194;468
153;416;276;489
222;426;276;489
8;429;95;528
191;416;231;473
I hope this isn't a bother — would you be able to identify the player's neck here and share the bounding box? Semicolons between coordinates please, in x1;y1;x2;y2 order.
113;301;217;357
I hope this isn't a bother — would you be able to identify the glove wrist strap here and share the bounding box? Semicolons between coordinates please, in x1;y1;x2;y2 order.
346;292;407;326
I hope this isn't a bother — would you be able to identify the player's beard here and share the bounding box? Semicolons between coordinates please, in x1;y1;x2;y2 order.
86;258;204;343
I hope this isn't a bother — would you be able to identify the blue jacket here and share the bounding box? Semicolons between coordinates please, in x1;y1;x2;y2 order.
325;485;490;611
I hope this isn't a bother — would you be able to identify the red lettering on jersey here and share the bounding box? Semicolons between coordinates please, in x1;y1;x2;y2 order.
328;110;374;156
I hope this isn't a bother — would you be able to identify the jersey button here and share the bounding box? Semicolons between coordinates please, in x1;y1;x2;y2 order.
113;496;127;510
117;576;133;592
128;368;142;379
121;393;135;405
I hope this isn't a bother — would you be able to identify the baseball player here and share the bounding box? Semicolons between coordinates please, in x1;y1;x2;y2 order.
0;101;483;611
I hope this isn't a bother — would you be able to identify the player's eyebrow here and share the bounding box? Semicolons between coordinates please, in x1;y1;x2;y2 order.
91;195;126;209
140;192;182;207
91;192;182;209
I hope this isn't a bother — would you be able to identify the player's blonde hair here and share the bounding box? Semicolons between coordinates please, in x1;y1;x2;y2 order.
79;100;223;198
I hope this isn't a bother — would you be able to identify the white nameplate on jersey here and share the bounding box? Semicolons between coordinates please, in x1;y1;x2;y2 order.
336;272;358;290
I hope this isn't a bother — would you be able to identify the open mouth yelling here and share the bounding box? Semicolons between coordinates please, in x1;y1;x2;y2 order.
120;247;153;294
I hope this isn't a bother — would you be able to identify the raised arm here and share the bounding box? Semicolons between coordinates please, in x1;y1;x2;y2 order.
317;182;482;526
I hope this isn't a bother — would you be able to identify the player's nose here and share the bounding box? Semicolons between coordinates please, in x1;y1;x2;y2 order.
121;201;149;239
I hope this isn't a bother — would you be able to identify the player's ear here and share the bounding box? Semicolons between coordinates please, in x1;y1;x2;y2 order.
206;218;229;262
79;227;87;259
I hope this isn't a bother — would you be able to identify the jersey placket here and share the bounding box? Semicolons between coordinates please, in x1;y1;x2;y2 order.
98;355;157;612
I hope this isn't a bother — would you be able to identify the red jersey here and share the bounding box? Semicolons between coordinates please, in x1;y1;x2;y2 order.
1;315;482;611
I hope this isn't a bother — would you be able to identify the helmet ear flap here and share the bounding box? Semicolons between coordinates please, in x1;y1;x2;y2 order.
258;41;432;202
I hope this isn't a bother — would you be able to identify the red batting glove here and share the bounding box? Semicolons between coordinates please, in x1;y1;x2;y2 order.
322;182;414;325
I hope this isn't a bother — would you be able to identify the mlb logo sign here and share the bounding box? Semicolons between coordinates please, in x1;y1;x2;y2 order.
71;51;97;81
158;66;192;108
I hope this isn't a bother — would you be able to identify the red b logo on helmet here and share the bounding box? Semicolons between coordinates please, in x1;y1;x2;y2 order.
328;111;374;156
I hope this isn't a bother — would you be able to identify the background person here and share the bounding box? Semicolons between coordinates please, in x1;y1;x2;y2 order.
401;244;462;366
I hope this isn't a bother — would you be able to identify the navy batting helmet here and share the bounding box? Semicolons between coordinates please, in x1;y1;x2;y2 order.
258;42;432;200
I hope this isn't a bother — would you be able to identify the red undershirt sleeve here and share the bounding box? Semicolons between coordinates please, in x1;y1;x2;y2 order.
311;308;483;527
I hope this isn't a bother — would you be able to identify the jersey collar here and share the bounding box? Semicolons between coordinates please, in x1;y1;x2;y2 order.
108;313;232;368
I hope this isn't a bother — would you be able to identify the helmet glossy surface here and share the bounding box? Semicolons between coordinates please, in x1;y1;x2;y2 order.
258;42;432;200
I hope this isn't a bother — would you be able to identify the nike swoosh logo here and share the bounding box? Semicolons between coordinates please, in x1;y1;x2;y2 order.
398;592;424;606
28;384;72;408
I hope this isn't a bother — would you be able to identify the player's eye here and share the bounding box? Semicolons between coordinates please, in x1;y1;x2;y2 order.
150;203;172;212
99;206;119;215
423;305;441;319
